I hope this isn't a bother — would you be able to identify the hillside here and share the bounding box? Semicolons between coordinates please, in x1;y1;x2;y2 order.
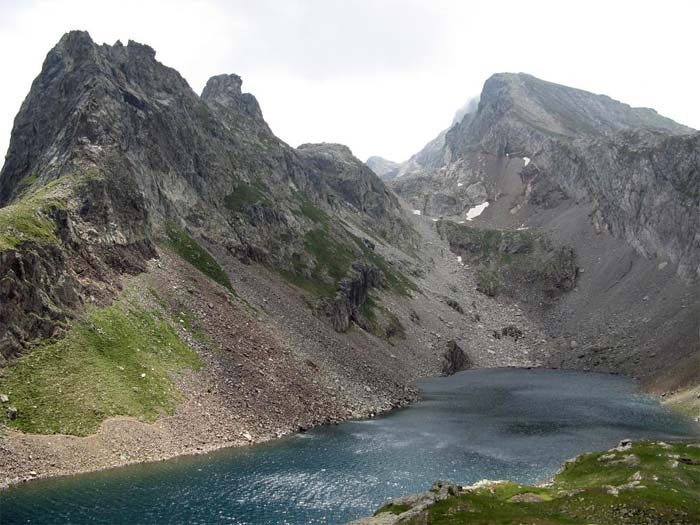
0;34;697;489
386;72;699;392
0;33;551;487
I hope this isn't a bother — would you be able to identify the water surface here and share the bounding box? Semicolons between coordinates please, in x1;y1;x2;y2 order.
2;369;696;524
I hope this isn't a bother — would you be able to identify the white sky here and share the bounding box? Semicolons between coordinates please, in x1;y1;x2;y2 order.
0;0;698;165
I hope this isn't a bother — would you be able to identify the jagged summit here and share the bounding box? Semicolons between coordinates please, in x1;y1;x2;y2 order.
201;73;266;123
0;31;408;361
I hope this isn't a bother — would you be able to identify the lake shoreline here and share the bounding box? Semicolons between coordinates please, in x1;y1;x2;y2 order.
0;391;411;491
1;367;692;493
3;368;697;524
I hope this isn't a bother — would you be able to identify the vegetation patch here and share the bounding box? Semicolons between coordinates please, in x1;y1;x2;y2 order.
437;220;576;301
0;200;60;251
291;192;331;225
359;294;406;341
279;227;356;297
353;234;417;297
0;172;105;252
171;302;214;346
387;441;700;524
224;180;271;212
0;179;70;251
163;222;234;292
0;299;202;436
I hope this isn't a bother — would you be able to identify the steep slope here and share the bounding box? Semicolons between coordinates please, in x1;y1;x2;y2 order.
388;73;699;391
0;31;414;360
0;33;552;486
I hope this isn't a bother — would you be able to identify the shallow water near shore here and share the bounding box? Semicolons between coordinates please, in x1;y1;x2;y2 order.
2;368;697;524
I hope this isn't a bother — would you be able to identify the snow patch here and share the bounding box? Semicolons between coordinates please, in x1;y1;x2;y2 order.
457;182;463;187
466;201;489;221
412;209;422;215
523;157;531;167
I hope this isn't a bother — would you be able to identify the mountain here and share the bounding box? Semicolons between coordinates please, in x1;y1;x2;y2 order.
0;31;414;359
1;33;546;485
0;35;697;487
387;72;699;390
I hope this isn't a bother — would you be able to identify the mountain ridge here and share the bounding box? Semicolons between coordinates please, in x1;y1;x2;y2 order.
0;33;697;488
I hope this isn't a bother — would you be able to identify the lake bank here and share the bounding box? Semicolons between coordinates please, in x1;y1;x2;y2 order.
2;368;696;524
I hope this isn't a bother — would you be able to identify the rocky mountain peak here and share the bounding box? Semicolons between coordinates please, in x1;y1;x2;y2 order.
201;74;243;103
201;73;265;123
298;142;354;160
298;143;398;218
472;72;693;139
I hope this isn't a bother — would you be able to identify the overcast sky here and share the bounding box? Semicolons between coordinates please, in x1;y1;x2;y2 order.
0;0;698;164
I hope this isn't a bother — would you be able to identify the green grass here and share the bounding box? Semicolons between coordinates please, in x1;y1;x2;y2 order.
15;172;39;197
163;222;234;292
0;299;202;436
0;201;60;251
0;172;104;251
292;193;331;225
353;234;417;297
279;228;356;297
171;303;214;346
224;180;271;212
0;178;69;251
305;228;356;283
375;441;700;524
437;220;576;300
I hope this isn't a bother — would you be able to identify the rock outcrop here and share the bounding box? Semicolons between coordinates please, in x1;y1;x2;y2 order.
331;263;382;332
442;340;469;376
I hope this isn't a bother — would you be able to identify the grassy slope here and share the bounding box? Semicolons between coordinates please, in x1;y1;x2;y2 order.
0;296;202;436
0;222;237;437
163;222;234;292
0;177;69;251
437;220;576;299
380;441;700;524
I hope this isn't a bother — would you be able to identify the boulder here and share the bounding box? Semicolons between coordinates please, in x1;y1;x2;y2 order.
442;340;470;376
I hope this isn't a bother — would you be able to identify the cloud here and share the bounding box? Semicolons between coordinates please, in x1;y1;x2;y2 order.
0;0;698;165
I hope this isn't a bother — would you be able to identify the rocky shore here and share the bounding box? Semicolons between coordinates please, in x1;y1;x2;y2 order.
351;440;700;524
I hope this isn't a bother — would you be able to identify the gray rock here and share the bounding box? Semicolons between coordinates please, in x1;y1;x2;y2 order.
0;31;413;359
442;340;470;376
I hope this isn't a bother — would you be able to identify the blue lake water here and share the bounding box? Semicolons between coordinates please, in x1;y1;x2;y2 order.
1;368;697;524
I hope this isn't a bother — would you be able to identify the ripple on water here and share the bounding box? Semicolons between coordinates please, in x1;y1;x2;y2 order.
2;369;696;525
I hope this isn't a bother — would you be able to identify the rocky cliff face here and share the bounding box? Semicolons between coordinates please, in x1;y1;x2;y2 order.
391;73;698;279
388;72;699;390
0;31;412;360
